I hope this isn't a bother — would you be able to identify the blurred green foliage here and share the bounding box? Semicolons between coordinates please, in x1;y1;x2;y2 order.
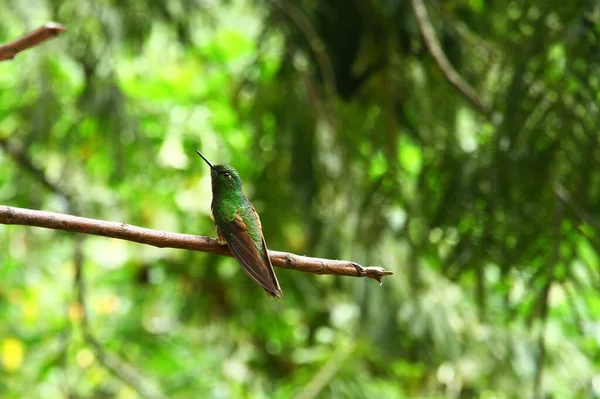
1;0;600;398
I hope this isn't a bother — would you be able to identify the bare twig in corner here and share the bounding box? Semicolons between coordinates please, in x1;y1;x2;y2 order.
0;23;66;61
410;0;490;115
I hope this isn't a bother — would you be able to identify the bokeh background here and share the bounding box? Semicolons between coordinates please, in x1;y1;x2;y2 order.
1;0;600;398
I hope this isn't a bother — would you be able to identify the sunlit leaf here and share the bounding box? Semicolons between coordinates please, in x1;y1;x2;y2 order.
2;338;24;372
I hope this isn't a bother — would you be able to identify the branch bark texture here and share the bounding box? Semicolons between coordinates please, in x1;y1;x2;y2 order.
0;206;393;282
0;22;66;61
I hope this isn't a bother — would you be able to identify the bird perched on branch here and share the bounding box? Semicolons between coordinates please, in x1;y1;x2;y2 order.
196;151;283;298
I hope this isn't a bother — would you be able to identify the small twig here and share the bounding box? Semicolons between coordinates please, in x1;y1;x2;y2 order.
0;205;393;282
0;22;66;61
410;0;489;115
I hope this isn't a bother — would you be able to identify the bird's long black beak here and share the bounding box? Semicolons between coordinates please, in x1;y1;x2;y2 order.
195;150;214;168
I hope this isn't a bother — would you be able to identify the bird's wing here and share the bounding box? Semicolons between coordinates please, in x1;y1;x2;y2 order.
220;212;283;298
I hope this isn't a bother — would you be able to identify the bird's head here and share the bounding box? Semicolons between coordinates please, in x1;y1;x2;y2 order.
196;151;243;193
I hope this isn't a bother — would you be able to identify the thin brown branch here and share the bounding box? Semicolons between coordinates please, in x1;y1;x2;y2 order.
410;0;489;115
0;205;393;282
0;22;66;61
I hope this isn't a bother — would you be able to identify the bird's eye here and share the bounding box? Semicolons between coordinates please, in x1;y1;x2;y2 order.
222;172;231;178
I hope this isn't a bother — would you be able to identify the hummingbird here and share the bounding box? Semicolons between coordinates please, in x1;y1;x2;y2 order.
196;150;283;299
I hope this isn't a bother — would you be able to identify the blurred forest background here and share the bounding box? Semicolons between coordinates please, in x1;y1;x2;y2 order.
1;0;600;398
